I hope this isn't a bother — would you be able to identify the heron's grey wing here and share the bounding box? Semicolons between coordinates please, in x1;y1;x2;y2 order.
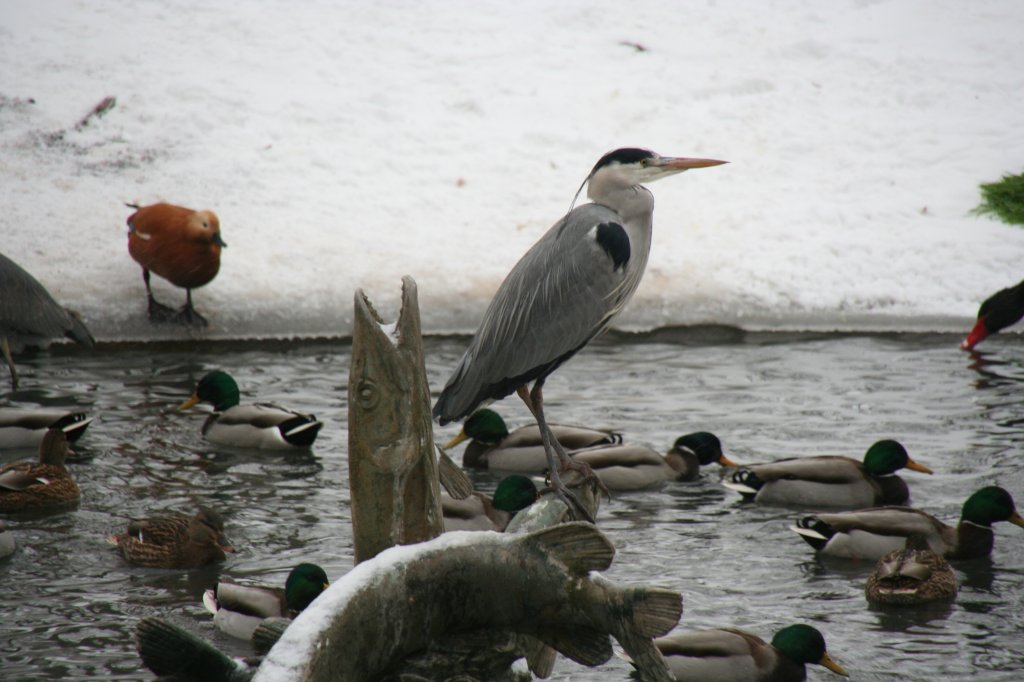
435;204;637;422
0;252;89;347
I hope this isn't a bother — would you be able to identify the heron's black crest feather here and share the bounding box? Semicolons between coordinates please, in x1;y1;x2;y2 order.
590;148;655;174
595;222;630;271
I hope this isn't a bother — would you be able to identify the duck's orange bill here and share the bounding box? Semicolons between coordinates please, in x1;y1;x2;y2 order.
1009;511;1024;529
442;430;469;450
177;394;201;411
719;454;741;467
819;652;849;677
905;458;934;474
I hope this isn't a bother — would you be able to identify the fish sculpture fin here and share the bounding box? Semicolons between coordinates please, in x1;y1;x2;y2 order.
135;616;247;682
526;642;558;678
623;586;684;639
539;625;613;666
527;521;615;574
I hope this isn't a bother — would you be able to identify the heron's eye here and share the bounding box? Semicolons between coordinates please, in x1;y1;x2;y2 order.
640;159;649;167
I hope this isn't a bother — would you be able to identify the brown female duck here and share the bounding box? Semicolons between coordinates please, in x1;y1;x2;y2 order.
0;428;80;512
109;507;234;568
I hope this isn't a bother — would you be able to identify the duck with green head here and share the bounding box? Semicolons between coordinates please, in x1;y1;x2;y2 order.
443;408;621;471
570;432;740;492
108;507;235;569
442;474;540;532
178;370;323;450
0;427;80;513
203;562;330;641
625;623;848;681
866;534;958;606
792;485;1024;560
723;439;932;508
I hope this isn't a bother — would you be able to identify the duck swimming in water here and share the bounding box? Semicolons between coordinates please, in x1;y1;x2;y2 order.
178;370;323;450
441;474;540;532
0;408;93;449
724;439;932;508
203;563;330;641
624;623;848;681
0;428;80;513
865;534;958;606
443;408;621;471
792;485;1024;560
108;507;234;569
570;432;739;492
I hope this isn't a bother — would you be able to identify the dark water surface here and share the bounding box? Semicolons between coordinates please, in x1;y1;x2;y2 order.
1;330;1023;681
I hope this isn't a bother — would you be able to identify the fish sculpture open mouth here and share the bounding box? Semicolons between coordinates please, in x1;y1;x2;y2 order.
349;276;443;563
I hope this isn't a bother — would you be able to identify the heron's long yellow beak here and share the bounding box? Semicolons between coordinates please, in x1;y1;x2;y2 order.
177;393;201;411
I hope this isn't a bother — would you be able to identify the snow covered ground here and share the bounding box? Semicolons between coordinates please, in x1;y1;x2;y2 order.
2;0;1022;341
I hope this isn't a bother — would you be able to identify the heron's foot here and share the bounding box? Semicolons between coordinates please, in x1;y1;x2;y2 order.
146;296;178;324
175;303;209;328
558;455;612;501
540;479;597;525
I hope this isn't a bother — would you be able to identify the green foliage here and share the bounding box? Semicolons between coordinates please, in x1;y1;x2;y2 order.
973;170;1024;226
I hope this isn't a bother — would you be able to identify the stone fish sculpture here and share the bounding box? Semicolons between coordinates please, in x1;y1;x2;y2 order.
253;522;680;681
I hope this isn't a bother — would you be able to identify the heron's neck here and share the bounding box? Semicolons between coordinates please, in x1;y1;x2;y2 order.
587;175;655;225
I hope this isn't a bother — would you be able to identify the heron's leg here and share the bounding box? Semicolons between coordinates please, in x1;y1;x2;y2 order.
1;335;19;389
529;380;611;500
142;269;176;323
176;289;209;328
518;381;598;523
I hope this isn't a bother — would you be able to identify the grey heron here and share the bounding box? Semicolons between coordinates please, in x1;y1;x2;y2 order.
433;147;726;515
0;252;95;389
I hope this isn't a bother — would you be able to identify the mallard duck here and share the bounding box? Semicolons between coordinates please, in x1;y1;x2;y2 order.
126;202;226;327
962;278;1024;350
0;428;80;512
570;432;739;491
723;439;932;508
0;251;95;389
178;370;323;449
443;408;621;471
627;623;848;681
792;485;1024;560
865;534;958;606
108;507;235;569
0;408;93;449
202;563;330;641
442;474;540;532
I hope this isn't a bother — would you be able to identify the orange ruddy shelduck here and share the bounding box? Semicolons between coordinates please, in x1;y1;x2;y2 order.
126;202;227;327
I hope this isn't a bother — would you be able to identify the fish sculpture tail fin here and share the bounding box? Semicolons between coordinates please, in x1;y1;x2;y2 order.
525;642;558;678
621;586;684;639
526;521;615;574
135;616;249;682
540;625;613;666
